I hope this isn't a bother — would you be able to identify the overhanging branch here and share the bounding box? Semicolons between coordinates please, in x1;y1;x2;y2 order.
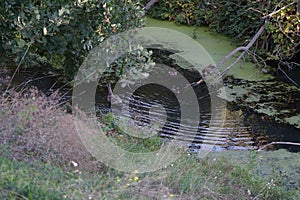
218;21;267;77
144;0;158;11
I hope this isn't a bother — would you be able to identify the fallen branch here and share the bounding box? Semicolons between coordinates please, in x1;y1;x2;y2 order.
258;142;300;151
187;21;267;87
188;2;299;87
217;1;299;78
217;21;267;77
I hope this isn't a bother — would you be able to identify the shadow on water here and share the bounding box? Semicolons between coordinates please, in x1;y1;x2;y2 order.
97;79;300;152
5;49;300;153
94;49;300;152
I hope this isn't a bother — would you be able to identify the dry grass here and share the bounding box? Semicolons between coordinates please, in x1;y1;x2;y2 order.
0;87;298;199
0;87;102;172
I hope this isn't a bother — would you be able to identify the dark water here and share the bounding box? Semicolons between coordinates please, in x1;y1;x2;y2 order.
4;56;300;152
96;80;300;152
92;50;300;152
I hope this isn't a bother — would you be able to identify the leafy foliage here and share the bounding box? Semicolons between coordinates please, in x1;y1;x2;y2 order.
142;0;199;25
143;0;299;67
112;47;155;87
266;0;300;61
0;0;145;79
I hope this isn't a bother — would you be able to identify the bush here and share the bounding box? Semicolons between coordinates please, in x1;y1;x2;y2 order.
143;0;200;25
143;0;299;67
0;0;145;79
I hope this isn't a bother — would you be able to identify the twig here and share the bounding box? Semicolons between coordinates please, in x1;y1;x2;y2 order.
278;65;299;87
247;50;267;70
218;21;267;78
214;2;297;79
262;1;296;19
258;141;300;151
5;41;33;94
2;189;29;200
188;20;267;88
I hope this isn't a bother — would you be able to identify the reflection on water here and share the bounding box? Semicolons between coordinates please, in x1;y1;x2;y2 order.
7;51;299;152
97;81;300;152
94;48;300;152
97;83;269;152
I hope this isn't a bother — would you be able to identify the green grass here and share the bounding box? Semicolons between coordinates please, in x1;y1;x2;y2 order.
1;148;299;200
0;154;66;199
0;149;132;199
100;112;163;153
0;91;299;199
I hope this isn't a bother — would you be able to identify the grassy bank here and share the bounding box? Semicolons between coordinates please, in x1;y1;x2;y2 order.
1;149;298;199
0;88;299;199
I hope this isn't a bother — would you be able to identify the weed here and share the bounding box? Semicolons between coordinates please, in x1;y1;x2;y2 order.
0;88;299;199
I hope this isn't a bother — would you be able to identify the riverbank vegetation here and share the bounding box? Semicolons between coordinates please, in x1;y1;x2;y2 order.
1;0;300;199
0;90;299;199
2;1;299;84
143;0;300;85
0;0;146;80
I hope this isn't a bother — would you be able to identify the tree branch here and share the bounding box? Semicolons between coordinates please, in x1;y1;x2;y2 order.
184;3;298;87
215;2;298;78
262;1;296;19
144;0;158;11
278;65;299;87
188;19;267;87
258;141;300;151
218;21;267;77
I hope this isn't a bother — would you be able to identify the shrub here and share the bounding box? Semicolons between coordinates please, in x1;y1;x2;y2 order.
0;0;145;79
143;0;299;67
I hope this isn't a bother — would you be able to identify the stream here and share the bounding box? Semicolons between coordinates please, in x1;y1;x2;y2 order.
2;18;300;153
94;52;300;152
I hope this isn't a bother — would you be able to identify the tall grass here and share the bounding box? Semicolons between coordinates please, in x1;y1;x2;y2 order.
0;87;299;199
